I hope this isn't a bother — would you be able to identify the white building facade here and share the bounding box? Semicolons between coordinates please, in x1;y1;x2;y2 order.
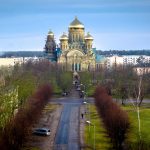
106;55;150;68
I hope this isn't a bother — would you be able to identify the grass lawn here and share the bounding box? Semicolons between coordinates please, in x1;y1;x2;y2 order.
123;104;150;149
84;105;111;150
86;86;96;97
84;104;150;150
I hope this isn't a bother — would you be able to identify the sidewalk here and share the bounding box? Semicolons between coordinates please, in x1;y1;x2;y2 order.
79;105;86;150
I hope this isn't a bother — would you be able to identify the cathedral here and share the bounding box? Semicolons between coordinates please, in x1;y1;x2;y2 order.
44;17;97;71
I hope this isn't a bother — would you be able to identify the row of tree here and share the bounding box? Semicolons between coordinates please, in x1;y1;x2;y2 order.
0;84;52;150
94;86;130;150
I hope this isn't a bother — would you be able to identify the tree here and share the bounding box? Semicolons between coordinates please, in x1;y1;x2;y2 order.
58;72;72;92
119;85;128;105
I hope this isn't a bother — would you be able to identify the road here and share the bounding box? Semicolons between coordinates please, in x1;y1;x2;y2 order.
53;89;82;150
50;97;150;105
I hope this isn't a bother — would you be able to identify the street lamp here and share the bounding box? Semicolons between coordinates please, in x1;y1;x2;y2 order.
83;102;91;133
80;83;85;88
80;83;86;92
86;120;96;150
83;101;87;104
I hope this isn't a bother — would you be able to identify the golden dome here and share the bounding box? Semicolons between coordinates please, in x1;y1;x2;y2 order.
60;33;68;40
69;17;84;29
85;32;94;40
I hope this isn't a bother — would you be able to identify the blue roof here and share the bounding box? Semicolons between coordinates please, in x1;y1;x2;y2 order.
92;48;106;63
56;48;62;57
96;54;106;63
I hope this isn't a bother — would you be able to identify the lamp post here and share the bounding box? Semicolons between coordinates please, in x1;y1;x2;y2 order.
86;120;96;150
83;101;91;133
80;83;86;93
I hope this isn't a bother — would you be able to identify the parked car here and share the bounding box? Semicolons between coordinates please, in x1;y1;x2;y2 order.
33;128;51;136
62;92;69;96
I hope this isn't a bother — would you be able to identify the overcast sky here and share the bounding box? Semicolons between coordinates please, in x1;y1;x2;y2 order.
0;0;150;51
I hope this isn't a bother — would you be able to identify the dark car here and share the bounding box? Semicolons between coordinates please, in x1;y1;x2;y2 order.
33;128;51;136
62;92;69;96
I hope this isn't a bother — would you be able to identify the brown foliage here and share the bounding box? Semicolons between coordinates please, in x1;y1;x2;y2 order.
0;84;52;150
94;86;130;150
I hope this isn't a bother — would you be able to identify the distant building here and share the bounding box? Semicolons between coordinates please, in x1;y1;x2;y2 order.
105;55;150;68
0;57;41;67
0;58;23;67
134;67;150;75
45;17;100;71
106;55;123;68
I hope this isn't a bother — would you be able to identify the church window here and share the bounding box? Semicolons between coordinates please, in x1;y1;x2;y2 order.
79;63;81;71
75;63;78;71
72;64;74;71
88;64;90;71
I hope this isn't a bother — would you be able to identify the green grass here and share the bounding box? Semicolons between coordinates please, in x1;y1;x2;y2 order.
84;104;150;150
123;105;150;144
86;86;96;97
84;105;111;150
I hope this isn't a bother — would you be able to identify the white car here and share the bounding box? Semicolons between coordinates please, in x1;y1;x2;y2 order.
33;128;51;136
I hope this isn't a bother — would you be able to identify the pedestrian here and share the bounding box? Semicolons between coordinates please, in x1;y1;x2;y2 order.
81;113;84;119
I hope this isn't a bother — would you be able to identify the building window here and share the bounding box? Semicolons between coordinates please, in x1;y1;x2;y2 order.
79;63;81;71
72;64;74;71
75;63;77;71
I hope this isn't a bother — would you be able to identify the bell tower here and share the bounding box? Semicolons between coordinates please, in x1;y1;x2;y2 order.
59;33;68;50
85;32;94;51
68;17;85;43
45;30;56;53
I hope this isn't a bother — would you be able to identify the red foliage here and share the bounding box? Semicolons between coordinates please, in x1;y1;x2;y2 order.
94;86;130;150
0;84;52;150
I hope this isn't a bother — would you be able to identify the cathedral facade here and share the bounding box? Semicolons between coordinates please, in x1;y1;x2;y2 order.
45;17;96;71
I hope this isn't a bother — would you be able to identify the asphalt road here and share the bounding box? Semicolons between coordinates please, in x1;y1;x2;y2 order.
53;89;82;150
